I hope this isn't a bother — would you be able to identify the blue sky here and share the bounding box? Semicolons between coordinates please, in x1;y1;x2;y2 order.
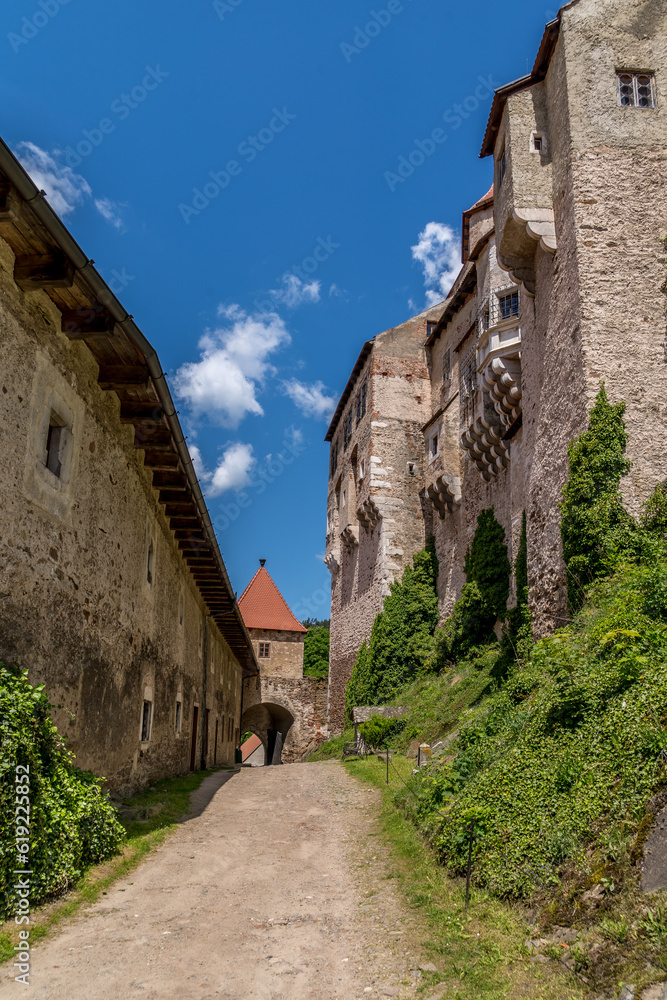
1;0;555;617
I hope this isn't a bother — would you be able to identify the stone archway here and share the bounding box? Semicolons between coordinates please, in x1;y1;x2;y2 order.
241;701;295;765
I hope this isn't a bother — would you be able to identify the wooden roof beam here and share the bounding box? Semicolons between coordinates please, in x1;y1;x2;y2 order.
98;366;151;391
14;252;75;291
62;306;115;339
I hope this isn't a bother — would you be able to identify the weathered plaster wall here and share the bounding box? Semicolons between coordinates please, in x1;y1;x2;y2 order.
0;240;242;792
247;627;304;679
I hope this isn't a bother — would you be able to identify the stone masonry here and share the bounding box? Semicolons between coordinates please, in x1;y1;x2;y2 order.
325;0;667;732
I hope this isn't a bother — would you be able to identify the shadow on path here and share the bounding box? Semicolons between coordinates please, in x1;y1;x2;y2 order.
181;767;240;822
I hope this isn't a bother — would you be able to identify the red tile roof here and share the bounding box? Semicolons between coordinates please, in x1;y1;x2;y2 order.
241;733;262;761
238;566;308;633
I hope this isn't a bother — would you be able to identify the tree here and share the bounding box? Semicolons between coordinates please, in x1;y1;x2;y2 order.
303;625;330;680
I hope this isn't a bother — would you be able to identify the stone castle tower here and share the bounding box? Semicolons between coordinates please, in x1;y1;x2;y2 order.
325;0;667;731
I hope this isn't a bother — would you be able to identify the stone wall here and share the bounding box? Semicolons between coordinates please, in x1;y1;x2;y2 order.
0;238;243;793
242;673;328;762
247;627;304;679
325;306;441;731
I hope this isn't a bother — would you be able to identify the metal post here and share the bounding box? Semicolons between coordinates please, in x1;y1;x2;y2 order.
417;745;421;768
386;746;389;785
465;819;474;910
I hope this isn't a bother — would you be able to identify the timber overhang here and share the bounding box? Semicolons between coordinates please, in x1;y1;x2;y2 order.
0;137;257;677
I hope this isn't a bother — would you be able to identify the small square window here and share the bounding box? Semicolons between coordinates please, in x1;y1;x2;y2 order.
44;412;68;479
426;321;438;338
531;132;545;153
617;71;656;108
259;642;271;658
498;290;520;321
429;432;439;462
141;700;153;742
407;462;416;476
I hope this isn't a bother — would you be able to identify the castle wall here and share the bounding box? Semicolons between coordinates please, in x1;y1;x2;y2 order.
0;237;242;793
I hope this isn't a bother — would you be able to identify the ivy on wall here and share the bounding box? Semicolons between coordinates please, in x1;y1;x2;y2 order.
345;540;439;720
560;383;635;611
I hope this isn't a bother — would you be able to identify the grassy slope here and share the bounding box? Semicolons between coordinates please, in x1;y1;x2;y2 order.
313;561;667;996
0;766;234;965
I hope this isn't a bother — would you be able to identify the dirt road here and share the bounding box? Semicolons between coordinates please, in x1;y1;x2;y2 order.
1;762;431;1000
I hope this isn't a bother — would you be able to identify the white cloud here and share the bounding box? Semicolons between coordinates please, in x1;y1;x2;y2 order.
94;196;126;232
14;141;91;217
270;273;321;308
328;283;345;298
282;378;337;421
14;141;126;231
193;441;256;496
173;306;290;428
207;442;256;496
411;221;461;307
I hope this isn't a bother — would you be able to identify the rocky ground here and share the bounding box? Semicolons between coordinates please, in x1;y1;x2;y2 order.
0;762;439;1000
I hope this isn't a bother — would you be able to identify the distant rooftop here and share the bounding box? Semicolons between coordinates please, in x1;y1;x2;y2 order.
238;563;307;633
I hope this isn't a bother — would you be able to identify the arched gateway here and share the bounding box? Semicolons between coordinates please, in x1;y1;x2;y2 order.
239;561;328;764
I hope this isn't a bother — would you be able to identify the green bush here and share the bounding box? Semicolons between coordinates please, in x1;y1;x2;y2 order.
0;664;125;919
429;582;496;668
303;624;330;680
495;512;532;679
360;714;407;750
396;560;667;898
560;383;636;610
464;508;511;621
345;541;439;719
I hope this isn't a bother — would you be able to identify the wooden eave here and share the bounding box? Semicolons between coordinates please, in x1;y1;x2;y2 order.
480;18;561;158
0;142;257;676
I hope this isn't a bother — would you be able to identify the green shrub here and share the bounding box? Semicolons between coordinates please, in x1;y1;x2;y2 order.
0;664;125;919
303;624;330;680
560;383;636;610
359;714;406;749
429;582;496;668
345;541;439;719
464;508;511;621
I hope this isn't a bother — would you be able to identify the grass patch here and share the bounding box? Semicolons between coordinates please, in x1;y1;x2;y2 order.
345;755;583;1000
0;766;234;965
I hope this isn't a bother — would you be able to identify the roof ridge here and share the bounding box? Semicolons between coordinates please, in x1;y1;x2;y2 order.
238;566;307;633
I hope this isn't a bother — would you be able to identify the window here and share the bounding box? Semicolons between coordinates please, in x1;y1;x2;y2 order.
330;441;338;477
141;701;152;742
259;642;271;658
531;132;545;153
407;462;416;476
44;412;68;479
343;410;353;447
146;541;154;586
426;321;438;338
460;349;477;401
175;700;182;735
498;290;520;321
442;348;452;386
429;431;439;462
617;71;656;108
359;458;365;480
497;145;507;186
356;381;367;423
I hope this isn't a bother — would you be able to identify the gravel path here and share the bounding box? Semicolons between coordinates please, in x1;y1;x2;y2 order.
1;762;430;1000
